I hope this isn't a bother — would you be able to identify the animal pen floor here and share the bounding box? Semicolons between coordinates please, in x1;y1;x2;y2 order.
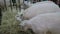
0;7;33;34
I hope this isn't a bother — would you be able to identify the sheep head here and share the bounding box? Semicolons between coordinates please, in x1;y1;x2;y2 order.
19;20;32;31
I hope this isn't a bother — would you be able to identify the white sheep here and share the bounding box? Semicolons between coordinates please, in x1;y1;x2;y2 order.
20;12;60;34
23;1;59;19
16;1;59;21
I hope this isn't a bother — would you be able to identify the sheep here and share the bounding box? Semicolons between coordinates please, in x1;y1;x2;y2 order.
16;1;59;21
22;1;59;19
20;12;60;34
23;1;55;9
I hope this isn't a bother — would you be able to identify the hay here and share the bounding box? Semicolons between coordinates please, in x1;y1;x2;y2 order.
0;7;33;34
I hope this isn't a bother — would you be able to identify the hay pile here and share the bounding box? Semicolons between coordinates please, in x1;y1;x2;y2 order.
0;7;33;34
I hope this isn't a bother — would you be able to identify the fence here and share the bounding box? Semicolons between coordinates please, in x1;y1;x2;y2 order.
0;0;22;11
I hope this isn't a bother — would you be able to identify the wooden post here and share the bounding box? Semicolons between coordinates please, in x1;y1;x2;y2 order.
18;0;21;11
16;0;18;10
10;0;13;11
4;0;7;10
